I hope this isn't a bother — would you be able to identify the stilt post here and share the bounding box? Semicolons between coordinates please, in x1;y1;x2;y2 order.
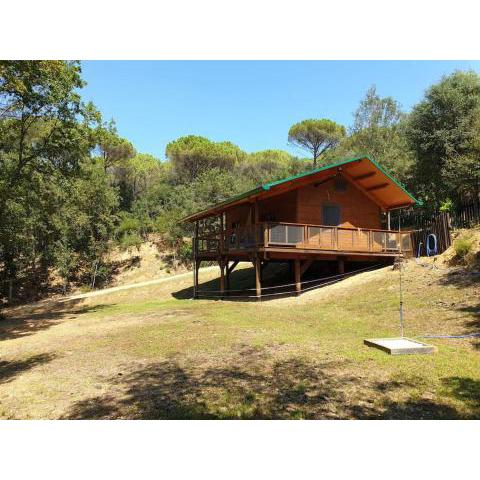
294;259;301;295
219;258;225;298
193;222;199;299
255;256;262;299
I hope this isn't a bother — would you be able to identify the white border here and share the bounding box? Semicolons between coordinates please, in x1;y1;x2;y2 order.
1;420;477;479
1;0;479;59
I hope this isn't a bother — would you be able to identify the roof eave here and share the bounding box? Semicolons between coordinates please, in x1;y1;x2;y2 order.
181;185;266;222
181;154;423;222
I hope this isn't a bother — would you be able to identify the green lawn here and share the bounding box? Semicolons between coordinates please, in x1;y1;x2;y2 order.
0;261;479;419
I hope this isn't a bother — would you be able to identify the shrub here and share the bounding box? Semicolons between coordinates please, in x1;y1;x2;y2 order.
119;232;143;252
454;235;474;259
177;241;193;265
440;199;453;212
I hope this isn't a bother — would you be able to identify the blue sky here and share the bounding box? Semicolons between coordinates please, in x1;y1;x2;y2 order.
80;61;480;160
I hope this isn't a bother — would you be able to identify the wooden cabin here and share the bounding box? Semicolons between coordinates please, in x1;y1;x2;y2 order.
183;155;422;298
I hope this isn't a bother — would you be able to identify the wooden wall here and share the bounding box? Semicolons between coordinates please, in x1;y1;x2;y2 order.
224;175;382;231
259;190;297;223
225;203;251;230
296;177;381;228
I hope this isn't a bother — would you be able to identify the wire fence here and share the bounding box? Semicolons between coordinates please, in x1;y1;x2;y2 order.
195;263;385;300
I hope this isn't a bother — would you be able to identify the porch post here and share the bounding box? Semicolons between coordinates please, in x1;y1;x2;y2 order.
254;200;259;246
255;256;262;299
294;259;301;295
193;221;199;299
387;211;391;230
194;260;200;299
338;258;345;274
220;213;225;254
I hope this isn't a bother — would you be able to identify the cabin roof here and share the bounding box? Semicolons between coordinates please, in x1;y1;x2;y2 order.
183;155;422;222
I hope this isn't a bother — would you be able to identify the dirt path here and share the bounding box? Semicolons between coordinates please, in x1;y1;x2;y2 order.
66;266;218;300
4;266;219;315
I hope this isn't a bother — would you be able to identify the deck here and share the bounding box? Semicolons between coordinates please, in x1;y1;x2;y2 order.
195;221;413;260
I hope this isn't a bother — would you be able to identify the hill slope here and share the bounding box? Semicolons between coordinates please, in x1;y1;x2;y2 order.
1;257;479;419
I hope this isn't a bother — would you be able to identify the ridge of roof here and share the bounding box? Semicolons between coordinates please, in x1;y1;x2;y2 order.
182;154;422;222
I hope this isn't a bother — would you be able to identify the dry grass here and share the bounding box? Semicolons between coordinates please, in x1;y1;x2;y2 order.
0;260;479;419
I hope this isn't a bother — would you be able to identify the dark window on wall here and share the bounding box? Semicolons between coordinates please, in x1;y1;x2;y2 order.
322;204;341;226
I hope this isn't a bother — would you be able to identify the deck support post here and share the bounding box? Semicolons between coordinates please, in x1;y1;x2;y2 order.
255;256;262;299
193;222;199;299
338;258;345;275
294;259;301;295
193;260;200;299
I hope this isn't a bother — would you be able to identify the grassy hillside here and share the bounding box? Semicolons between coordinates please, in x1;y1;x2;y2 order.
0;258;478;419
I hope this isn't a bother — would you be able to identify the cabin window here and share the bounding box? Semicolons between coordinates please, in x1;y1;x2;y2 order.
322;204;341;226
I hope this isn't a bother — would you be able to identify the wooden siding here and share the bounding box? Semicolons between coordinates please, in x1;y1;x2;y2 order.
259;190;297;223
296;176;381;229
225;203;251;230
224;175;382;235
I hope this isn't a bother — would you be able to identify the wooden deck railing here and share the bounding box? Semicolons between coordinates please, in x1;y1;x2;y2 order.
195;222;413;255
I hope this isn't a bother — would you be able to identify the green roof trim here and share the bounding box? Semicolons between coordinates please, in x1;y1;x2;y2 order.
183;154;422;221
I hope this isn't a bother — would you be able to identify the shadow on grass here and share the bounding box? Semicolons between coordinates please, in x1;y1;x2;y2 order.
64;345;476;420
437;268;480;289
434;268;480;349
0;300;112;341
0;353;56;384
172;261;386;302
443;376;480;408
172;266;259;301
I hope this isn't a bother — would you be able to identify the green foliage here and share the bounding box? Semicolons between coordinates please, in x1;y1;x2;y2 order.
242;150;306;184
440;199;453;212
119;233;143;252
0;61;104;296
3;62;480;299
406;70;480;207
165;135;246;182
94;119;135;170
454;235;474;259
331;86;414;184
51;159;119;285
288;118;346;168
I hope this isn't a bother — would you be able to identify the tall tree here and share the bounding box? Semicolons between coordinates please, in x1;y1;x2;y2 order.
288;119;345;168
0;61;96;190
333;86;413;183
406;70;480;207
352;85;403;131
165;135;245;182
94;119;135;171
0;61;97;284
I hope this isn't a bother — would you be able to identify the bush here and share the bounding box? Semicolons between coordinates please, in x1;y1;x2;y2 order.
440;199;453;212
177;241;193;265
454;235;474;259
119;232;143;252
117;214;142;237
